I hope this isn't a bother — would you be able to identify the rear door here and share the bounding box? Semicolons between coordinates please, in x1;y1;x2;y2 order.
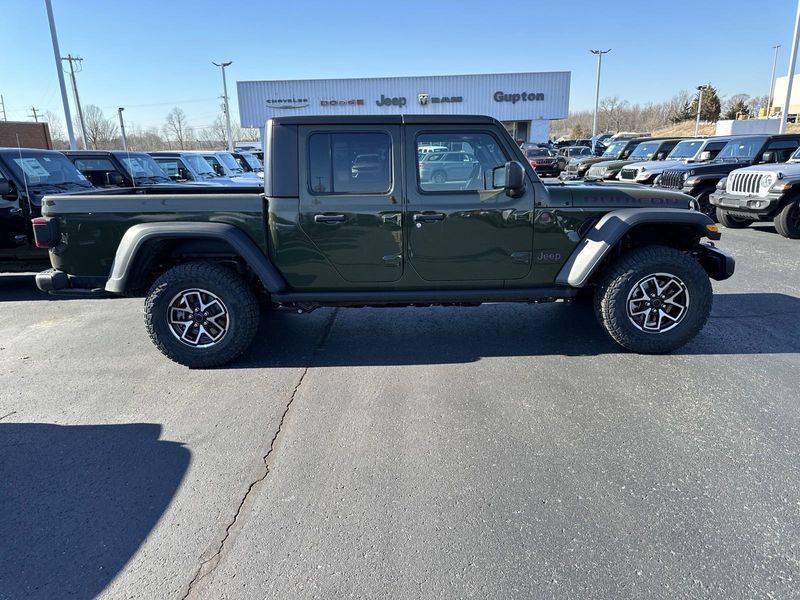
404;126;534;282
298;125;403;283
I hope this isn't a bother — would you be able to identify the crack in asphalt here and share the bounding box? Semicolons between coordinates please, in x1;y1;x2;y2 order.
181;308;339;599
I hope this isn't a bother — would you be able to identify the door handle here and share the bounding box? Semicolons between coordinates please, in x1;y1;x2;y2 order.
413;212;445;223
314;214;346;223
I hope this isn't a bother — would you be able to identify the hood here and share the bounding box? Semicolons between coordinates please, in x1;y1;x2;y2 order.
664;159;751;176
730;162;800;177
590;159;635;171
570;156;612;168
563;181;692;209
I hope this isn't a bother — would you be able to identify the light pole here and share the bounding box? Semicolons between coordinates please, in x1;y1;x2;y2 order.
768;44;781;116
694;85;706;136
779;0;800;134
590;49;611;152
44;0;76;149
213;61;234;152
118;107;128;152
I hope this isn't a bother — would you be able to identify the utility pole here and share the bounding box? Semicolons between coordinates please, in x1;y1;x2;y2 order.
118;107;128;152
44;0;76;149
0;95;6;121
780;0;800;134
213;61;234;152
29;106;40;122
590;49;611;152
62;54;88;149
768;44;781;116
694;85;705;136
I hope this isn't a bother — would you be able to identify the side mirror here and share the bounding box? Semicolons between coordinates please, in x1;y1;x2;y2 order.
698;151;712;161
761;151;776;163
177;167;191;181
493;161;525;197
0;180;11;196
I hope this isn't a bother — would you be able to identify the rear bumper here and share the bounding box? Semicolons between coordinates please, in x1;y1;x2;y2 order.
36;269;109;297
696;243;735;281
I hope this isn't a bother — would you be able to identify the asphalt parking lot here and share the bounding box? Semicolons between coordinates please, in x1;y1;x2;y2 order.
1;225;798;600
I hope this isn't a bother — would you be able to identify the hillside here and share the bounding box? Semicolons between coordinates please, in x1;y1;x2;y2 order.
651;120;800;137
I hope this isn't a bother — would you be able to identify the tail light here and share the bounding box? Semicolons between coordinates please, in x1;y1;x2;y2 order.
31;217;58;248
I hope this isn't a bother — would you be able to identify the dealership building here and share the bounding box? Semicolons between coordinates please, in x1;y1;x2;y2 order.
236;71;570;144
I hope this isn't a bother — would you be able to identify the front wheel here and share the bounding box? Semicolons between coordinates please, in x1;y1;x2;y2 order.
716;208;753;229
144;262;260;368
431;170;447;184
594;245;712;353
694;191;716;220
774;199;800;239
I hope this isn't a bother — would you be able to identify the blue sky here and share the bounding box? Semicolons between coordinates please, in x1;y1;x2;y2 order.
2;0;798;131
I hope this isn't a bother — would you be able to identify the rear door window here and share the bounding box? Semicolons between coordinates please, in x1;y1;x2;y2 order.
308;132;391;194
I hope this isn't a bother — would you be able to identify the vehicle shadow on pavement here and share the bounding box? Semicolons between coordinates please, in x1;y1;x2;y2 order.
0;274;87;302
0;422;190;599
234;292;800;368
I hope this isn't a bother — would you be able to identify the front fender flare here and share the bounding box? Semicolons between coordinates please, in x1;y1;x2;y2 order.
555;208;715;287
105;222;286;294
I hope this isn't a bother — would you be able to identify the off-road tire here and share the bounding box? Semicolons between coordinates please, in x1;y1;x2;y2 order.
593;245;712;354
144;262;259;368
695;191;716;220
774;199;800;239
716;208;753;229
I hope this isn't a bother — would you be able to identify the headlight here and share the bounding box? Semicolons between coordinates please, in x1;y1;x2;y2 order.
635;171;652;182
760;174;776;188
685;176;701;187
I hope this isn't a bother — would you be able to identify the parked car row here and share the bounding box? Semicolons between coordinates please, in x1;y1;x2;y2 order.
559;132;800;239
0;146;265;270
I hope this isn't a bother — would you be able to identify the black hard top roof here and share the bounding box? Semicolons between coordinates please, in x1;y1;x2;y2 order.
0;147;68;155
271;114;498;126
62;150;148;157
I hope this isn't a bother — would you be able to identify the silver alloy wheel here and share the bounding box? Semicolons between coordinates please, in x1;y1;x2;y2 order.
167;288;230;348
625;272;690;334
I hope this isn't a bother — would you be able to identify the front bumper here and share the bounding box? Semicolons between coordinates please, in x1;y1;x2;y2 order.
696;243;735;281
36;268;109;296
709;191;781;217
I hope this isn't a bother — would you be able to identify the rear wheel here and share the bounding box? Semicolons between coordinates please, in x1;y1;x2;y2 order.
144;262;259;368
594;245;712;353
716;208;753;229
774;199;800;239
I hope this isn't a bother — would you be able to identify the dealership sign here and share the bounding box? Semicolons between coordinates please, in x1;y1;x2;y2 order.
321;99;365;106
493;91;545;103
418;94;463;105
376;94;407;107
265;98;309;109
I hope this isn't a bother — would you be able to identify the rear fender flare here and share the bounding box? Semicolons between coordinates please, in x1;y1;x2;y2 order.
105;222;286;294
555;208;715;287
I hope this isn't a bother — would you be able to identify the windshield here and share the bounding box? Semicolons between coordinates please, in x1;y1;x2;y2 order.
184;154;218;176
240;153;262;170
6;151;92;189
119;154;169;180
526;149;550;157
602;141;628;157
216;152;244;174
716;137;767;160
628;142;661;159
668;140;703;159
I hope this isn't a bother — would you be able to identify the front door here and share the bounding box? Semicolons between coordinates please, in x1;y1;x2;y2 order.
405;127;534;282
298;125;403;283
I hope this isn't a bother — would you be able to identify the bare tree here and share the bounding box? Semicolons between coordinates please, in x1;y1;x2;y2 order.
163;107;194;150
82;104;119;149
41;110;69;149
599;96;630;132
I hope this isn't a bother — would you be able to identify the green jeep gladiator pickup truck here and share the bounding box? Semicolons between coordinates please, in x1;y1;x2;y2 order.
33;115;734;367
